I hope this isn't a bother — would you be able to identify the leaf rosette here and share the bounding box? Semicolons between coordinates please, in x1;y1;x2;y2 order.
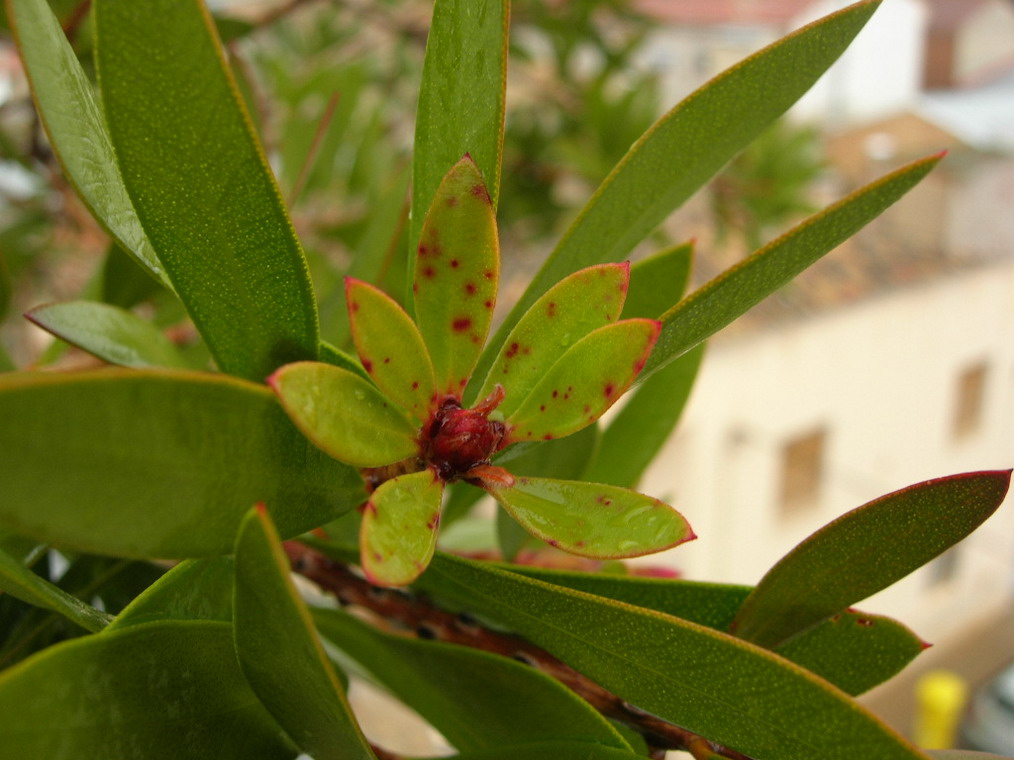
270;157;694;585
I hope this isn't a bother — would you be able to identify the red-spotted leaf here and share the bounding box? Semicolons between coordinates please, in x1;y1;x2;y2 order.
269;361;418;468
486;476;694;559
477;263;630;419
361;469;444;586
414;157;498;396
733;470;1012;648
505;319;660;443
346;278;436;421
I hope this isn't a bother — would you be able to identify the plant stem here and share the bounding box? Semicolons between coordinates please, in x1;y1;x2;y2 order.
285;541;753;760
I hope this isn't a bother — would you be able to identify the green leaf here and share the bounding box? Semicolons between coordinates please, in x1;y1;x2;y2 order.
414;157;499;396
108;557;234;630
0;546;112;633
0;370;364;557
412;0;508;254
583;343;704;488
269;361;419;467
477;263;630;418
361;469;444;586
774;608;926;696
643;153;942;379
474;0;883;386
486;476;693;559
234;507;374;760
95;0;319;381
319;340;370;381
313;607;631;753
623;242;694;320
732;470;1012;648
505;566;925;696
7;0;171;290
0;620;295;759
505;319;660;443
26;301;192;369
346;278;436;421
422;553;932;760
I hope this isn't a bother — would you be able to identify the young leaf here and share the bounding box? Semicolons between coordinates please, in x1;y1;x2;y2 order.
269;361;419;468
0;621;295;759
346;278;436;421
26;301;192;369
0;546;112;633
505;319;660;443
108;557;235;630
732;470;1012;648
414;157;499;395
412;0;509;251
94;0;319;381
361;469;444;586
623;242;694;320
313;607;632;753
487;476;693;559
643;153;941;379
7;0;170;290
477;263;630;417
99;243;168;309
422;554;934;760
234;507;375;760
583;343;705;489
0;370;364;557
474;0;883;384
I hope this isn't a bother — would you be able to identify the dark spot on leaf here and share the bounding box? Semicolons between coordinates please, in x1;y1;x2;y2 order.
363;359;374;373
383;357;391;364
856;618;875;627
506;342;520;358
552;390;558;398
450;259;460;268
547;301;557;317
427;513;440;530
471;334;481;344
422;265;437;279
543;434;554;440
471;183;491;204
547;539;559;548
446;196;459;207
412;381;420;390
522;346;531;355
539;405;545;412
604;383;615;397
452;317;472;332
350;301;359;312
484;270;494;280
583;404;590;413
633;358;646;373
465;282;477;295
484;299;494;309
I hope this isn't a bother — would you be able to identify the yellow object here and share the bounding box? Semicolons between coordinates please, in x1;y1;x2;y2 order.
914;670;969;749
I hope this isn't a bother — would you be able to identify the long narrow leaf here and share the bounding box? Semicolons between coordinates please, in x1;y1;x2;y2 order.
732;470;1012;648
234;507;375;760
313;607;630;753
422;553;932;760
643;154;941;378
7;0;169;289
412;0;509;256
473;1;883;387
0;370;364;558
0;546;111;633
95;0;319;381
108;557;235;630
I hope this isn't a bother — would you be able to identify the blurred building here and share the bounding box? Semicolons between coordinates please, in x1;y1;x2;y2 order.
626;0;1014;653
